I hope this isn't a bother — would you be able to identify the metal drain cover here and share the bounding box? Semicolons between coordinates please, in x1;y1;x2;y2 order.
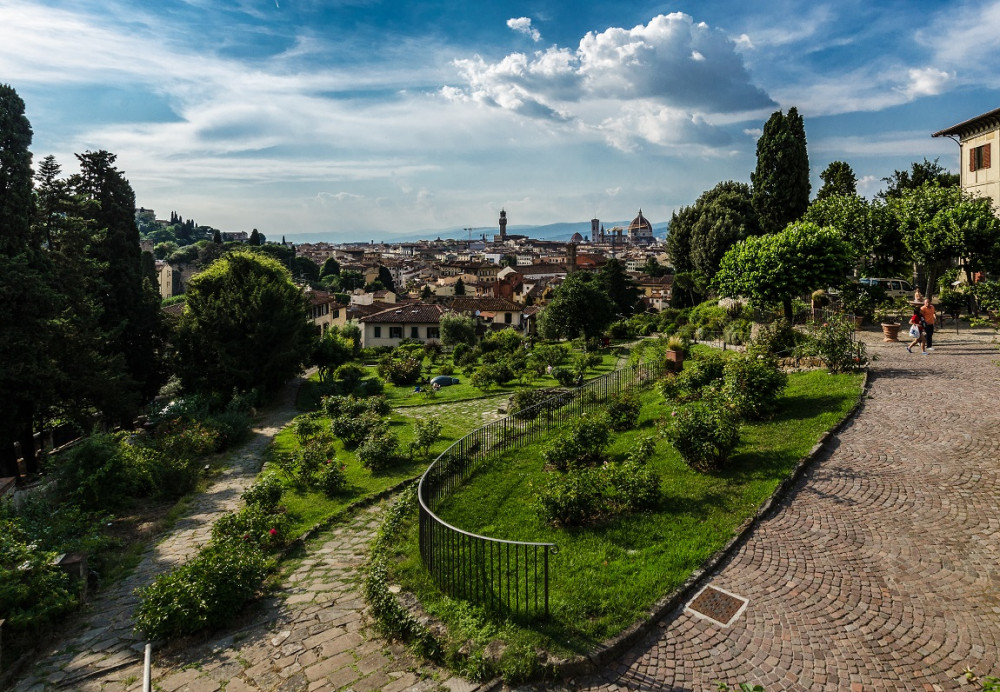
686;585;748;627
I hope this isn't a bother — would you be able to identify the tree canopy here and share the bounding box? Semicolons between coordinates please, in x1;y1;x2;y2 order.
175;250;313;396
597;258;640;317
538;271;614;340
880;158;958;199
804;194;905;277
817;161;857;200
440;312;477;348
714;221;853;321
751;107;811;234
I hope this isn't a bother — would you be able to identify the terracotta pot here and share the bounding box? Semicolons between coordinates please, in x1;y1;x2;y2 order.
880;323;901;342
665;349;685;371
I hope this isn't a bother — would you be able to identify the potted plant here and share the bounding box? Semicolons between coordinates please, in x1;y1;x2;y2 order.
874;305;902;342
664;335;687;372
838;282;880;329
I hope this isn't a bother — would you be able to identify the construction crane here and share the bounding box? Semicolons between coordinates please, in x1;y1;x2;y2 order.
463;226;491;243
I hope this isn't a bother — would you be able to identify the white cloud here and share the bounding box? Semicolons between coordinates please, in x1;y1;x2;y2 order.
446;13;773;150
507;17;541;42
903;67;951;98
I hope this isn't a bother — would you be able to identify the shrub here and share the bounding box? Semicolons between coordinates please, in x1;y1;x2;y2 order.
605;392;642;432
211;503;290;551
134;539;269;640
747;319;798;358
451;342;470;364
722;319;751;346
470;362;514;390
241;475;284;510
331;412;388;449
410;419;442;459
53;434;133;510
550;366;577;387
663;400;740;471
722;355;787;420
377;355;422;386
510;388;565;420
675;351;726;399
316;461;348;496
204;408;252;450
437;364;455;376
357;430;400;472
601;460;660;513
535;470;601;526
810;317;868;373
334;363;365;392
535;459;660;526
156;419;220;460
481;328;523;354
0;518;78;638
541;414;610;471
530;343;568;371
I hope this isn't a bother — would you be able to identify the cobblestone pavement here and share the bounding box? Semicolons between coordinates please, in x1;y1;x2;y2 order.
560;326;1000;691
13;376;309;691
40;504;476;692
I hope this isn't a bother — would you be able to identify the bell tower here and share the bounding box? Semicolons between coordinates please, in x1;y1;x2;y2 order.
499;209;507;242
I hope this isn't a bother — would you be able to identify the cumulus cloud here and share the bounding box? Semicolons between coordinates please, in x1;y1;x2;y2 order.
903;67;951;98
446;13;774;150
507;17;541;42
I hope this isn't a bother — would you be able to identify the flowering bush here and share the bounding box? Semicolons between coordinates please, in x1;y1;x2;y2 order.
331;412;388;449
662;400;740;471
541;414;610;471
605;391;642;432
721;354;787;420
377;355;422;386
410;419;442;459
241;475;284;510
810;316;868;373
357;430;400;472
550;366;577;387
316;460;348;496
211;502;290;551
535;459;660;526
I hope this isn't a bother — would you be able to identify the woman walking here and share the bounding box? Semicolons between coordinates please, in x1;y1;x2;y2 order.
906;306;927;354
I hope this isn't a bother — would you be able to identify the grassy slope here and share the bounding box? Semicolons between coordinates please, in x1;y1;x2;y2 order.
388;369;864;655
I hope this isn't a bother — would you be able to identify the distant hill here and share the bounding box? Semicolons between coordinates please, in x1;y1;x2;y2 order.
283;220;668;245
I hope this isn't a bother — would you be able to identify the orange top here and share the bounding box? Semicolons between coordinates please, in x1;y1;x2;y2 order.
920;304;936;325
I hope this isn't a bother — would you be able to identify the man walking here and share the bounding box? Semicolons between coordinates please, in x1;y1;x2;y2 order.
921;297;937;351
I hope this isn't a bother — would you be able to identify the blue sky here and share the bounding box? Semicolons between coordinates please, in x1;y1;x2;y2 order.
2;0;997;239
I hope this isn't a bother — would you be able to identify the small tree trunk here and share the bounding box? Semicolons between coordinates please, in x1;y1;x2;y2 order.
782;297;794;323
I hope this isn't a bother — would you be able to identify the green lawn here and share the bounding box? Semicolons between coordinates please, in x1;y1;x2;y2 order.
267;411;475;536
386;368;863;660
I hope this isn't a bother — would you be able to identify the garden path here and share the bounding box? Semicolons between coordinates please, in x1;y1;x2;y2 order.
555;325;1000;691
13;374;310;691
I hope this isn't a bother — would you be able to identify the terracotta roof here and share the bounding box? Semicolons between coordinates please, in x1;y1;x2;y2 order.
360;303;445;324
933;107;1000;139
448;297;521;313
162;302;185;316
518;263;567;276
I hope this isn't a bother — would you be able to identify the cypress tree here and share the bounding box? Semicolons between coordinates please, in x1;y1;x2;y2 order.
751;107;811;234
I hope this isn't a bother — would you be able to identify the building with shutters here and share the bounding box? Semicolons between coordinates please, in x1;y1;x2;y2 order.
933;108;1000;210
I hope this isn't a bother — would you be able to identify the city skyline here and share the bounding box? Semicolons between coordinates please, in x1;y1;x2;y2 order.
1;0;995;239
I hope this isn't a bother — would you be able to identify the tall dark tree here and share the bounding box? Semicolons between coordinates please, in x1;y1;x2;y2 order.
454;277;466;295
0;85;51;477
74;150;165;419
249;228;261;246
376;265;396;293
817;161;857;200
597;258;640;317
212;228;222;244
319;257;340;278
666;204;697;274
751;107;811;234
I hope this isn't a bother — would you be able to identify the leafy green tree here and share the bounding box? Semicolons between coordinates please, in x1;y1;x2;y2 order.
338;270;364;291
804;194;905;276
714;222;853;321
248;228;261;246
667;181;759;281
888;183;962;296
320;257;340;278
666;204;696;274
291;255;320;282
440;312;477;348
598;258;640;317
538;271;614;340
420;284;433;299
0;84;33;254
154;241;179;259
880;158;958;199
500;254;517;268
817;161;857;200
642;256;667;277
946;196;1000;282
212;229;222;244
176;250;313;396
751;107;811;234
312;328;355;383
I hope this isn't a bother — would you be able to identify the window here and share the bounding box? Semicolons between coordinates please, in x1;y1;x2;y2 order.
427;327;440;340
390;326;403;339
410;326;419;339
374;326;381;338
504;312;512;324
971;143;992;171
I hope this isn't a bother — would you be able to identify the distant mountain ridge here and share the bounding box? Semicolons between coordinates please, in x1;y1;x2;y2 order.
282;220;668;245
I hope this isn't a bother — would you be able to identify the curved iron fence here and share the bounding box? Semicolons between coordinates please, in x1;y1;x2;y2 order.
417;361;664;617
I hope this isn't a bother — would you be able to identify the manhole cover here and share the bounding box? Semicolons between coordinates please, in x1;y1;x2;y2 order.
686;585;748;627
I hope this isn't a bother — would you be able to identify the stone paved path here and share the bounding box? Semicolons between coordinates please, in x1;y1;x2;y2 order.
13;376;308;691
43;503;476;692
558;326;1000;691
404;396;507;426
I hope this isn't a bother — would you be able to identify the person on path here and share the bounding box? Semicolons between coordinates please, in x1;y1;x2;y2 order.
920;297;937;351
906;306;927;354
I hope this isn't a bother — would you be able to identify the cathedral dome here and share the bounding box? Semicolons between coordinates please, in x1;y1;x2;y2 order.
628;209;652;233
570;232;584;243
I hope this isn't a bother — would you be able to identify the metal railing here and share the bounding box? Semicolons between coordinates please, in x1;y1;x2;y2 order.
417;361;663;618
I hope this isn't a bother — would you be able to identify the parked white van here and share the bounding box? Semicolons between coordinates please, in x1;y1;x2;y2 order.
859;277;914;299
